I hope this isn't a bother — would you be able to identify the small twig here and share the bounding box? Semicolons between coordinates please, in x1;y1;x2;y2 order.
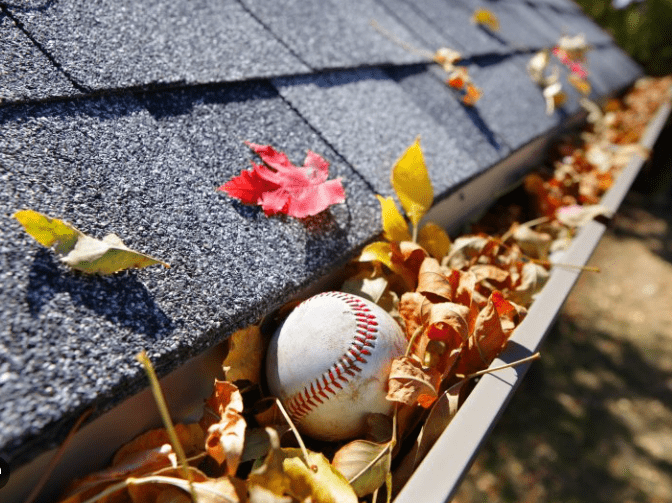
500;216;550;242
274;397;315;472
136;351;198;503
23;407;94;503
457;352;541;380
370;19;435;60
404;325;424;358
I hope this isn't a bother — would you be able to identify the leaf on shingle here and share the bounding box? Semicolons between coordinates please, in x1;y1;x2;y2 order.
14;210;169;275
471;8;500;31
218;142;345;219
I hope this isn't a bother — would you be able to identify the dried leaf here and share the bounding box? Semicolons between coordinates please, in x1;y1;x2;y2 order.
14;210;169;274
358;241;415;288
426;302;471;343
341;272;389;304
399;291;427;339
222;324;265;384
391;138;433;229
443;235;492;270
126;474;242;503
203;380;246;475
433;47;462;71
413;380;466;467
282;449;358;503
455;292;509;375
568;73;592;95
447;67;469;89
510;262;550;307
463;83;483;106
332;440;392;497
386;356;441;408
249;429;358;503
556;204;612;227
376;195;411;242
417;257;457;302
471;8;500;31
418;222;451;260
511;222;552;260
218;142;345;219
543;82;566;115
113;424;205;467
248;428;292;498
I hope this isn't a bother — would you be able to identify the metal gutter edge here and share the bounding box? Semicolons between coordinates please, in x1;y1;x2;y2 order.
393;100;672;503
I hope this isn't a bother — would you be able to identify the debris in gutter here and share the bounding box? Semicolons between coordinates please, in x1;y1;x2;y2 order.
47;76;671;503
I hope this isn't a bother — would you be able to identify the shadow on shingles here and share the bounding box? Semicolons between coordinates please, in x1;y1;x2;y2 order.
140;82;278;121
276;65;402;90
477;24;510;47
0;80;279;126
26;248;174;337
458;100;502;151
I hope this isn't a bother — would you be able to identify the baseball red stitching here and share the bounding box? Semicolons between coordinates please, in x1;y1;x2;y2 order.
284;291;379;423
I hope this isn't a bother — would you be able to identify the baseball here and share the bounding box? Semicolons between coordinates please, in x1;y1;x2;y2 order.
266;291;407;441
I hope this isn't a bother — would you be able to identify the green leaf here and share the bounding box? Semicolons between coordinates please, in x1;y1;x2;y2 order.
14;209;169;275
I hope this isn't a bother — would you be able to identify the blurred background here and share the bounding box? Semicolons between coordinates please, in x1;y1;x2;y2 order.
453;1;672;501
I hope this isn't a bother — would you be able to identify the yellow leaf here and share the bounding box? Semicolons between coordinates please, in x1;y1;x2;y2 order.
332;440;392;497
418;223;451;259
282;449;358;503
358;241;396;272
390;138;433;230
568;73;592;95
376;195;411;242
222;324;264;384
472;8;500;31
14;209;82;254
14;209;169;274
249;429;358;503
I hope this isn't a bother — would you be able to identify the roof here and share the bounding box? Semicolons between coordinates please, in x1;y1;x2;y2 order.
0;0;642;468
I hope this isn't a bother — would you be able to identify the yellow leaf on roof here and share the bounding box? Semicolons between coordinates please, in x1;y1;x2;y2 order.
472;8;500;32
390;138;433;230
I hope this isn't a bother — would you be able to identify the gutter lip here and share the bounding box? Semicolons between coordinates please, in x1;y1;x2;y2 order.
393;98;672;503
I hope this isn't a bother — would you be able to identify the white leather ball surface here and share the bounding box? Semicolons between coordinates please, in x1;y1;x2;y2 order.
266;291;406;441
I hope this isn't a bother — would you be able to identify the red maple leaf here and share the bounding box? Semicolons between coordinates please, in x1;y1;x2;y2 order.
218;142;346;218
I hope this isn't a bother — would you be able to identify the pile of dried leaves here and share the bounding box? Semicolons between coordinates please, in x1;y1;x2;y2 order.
52;76;670;503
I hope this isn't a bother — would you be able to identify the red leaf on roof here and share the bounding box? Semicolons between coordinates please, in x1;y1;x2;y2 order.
218;142;346;219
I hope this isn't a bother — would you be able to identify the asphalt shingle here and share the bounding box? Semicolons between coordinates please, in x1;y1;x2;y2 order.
0;82;379;465
0;11;79;103
6;0;309;90
238;0;428;69
273;68;482;200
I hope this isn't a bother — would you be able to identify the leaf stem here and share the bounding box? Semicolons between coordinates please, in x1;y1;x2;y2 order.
462;352;541;380
136;351;198;503
404;325;424;358
274;397;315;472
370;20;435;60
